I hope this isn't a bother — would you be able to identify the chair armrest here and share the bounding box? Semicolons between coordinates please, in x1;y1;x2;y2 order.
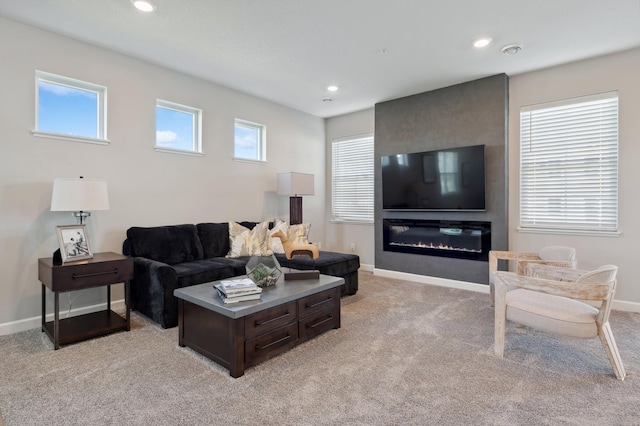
524;263;585;281
494;271;613;301
489;250;539;274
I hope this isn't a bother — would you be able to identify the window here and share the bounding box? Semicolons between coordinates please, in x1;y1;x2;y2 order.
519;92;618;234
332;135;374;223
156;99;202;154
234;119;266;162
34;71;107;143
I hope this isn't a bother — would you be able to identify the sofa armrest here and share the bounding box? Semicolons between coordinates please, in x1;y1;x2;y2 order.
130;257;178;329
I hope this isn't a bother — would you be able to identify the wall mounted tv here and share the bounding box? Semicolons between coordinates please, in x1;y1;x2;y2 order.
381;144;486;211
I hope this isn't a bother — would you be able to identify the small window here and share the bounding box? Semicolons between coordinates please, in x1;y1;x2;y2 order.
34;71;107;143
234;119;266;162
519;92;618;234
156;99;202;155
332;135;374;223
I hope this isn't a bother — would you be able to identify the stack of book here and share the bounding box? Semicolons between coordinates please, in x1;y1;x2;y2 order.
214;278;262;304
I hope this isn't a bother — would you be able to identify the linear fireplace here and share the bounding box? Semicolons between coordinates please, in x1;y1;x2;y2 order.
383;219;491;261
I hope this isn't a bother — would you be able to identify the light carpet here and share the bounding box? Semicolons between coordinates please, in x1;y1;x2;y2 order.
1;271;639;425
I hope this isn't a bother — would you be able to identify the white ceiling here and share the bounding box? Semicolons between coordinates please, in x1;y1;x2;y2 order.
1;0;639;118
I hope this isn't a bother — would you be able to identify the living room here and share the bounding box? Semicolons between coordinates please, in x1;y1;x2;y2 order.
1;1;640;424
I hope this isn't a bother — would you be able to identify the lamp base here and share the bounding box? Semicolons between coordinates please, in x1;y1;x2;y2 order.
52;248;62;265
290;196;303;225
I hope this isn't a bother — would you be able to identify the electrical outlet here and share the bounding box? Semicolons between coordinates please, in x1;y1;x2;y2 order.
316;241;322;249
350;243;356;252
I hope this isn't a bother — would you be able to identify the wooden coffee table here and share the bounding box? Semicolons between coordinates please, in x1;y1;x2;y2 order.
174;274;343;377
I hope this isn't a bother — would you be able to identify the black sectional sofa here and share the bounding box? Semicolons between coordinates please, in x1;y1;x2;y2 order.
122;221;360;328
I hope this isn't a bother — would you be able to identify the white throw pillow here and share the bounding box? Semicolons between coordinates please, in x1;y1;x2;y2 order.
226;221;272;258
269;219;289;254
287;223;311;245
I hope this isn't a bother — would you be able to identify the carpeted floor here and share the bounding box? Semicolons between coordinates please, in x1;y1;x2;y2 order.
1;271;639;425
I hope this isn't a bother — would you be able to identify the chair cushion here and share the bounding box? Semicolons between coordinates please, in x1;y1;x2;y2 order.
506;289;598;338
538;246;576;262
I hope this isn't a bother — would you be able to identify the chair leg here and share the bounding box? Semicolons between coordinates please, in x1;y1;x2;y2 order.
489;282;495;307
494;284;506;357
598;322;626;381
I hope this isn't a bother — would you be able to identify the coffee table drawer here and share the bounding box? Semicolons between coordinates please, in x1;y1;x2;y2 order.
245;322;298;367
245;301;297;339
299;304;340;343
298;287;339;318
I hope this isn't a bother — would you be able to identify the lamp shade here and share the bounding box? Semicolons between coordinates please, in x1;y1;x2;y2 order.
276;172;314;196
51;177;110;212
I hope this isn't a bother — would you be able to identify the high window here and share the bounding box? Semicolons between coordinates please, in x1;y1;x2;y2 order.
519;92;619;234
156;99;202;155
332;135;374;223
234;119;266;162
34;71;107;143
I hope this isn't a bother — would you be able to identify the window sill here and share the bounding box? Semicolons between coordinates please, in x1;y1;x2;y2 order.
517;227;620;237
233;157;267;164
32;130;110;146
154;147;204;157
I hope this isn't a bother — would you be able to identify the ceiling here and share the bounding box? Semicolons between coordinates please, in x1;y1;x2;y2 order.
1;0;639;118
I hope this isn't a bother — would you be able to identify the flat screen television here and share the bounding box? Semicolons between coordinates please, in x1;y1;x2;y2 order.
381;144;486;211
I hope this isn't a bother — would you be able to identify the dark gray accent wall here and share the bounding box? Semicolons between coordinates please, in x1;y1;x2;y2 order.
374;74;508;284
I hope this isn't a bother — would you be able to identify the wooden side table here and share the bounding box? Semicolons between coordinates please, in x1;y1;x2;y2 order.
38;252;134;349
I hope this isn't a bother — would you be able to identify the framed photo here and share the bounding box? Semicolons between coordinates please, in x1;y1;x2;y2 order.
56;225;93;263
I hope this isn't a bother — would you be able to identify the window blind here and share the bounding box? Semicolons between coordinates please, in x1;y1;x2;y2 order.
519;92;618;233
332;136;374;223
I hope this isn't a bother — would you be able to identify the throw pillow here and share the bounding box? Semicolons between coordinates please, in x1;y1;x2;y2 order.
287;222;311;245
269;219;289;254
226;221;272;258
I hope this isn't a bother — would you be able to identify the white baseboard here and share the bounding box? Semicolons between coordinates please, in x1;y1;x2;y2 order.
0;299;126;336
359;263;374;272
371;268;640;313
373;268;489;294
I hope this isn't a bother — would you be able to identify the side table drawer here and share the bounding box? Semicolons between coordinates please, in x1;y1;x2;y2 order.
245;301;297;339
49;258;134;291
299;304;340;343
298;287;339;318
245;322;298;367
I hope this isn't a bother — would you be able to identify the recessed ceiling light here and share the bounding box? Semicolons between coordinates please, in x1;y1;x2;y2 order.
502;44;523;55
473;38;492;48
132;0;156;12
327;85;339;92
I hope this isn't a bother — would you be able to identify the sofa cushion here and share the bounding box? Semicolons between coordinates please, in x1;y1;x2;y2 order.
173;260;235;288
127;224;204;265
197;222;230;259
275;251;359;277
207;257;251;276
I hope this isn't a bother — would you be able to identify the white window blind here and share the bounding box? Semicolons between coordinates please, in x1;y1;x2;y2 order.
332;135;374;223
520;92;618;233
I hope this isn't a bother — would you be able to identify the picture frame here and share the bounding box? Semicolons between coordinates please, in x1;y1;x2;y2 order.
56;224;93;263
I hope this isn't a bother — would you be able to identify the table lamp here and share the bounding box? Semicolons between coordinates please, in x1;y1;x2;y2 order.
51;176;110;224
276;172;314;225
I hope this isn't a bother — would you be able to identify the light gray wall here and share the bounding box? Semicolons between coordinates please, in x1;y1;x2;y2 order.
509;48;640;305
374;74;509;284
0;18;326;333
324;108;375;268
325;49;640;309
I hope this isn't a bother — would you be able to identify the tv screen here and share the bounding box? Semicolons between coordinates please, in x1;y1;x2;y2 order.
381;145;486;211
